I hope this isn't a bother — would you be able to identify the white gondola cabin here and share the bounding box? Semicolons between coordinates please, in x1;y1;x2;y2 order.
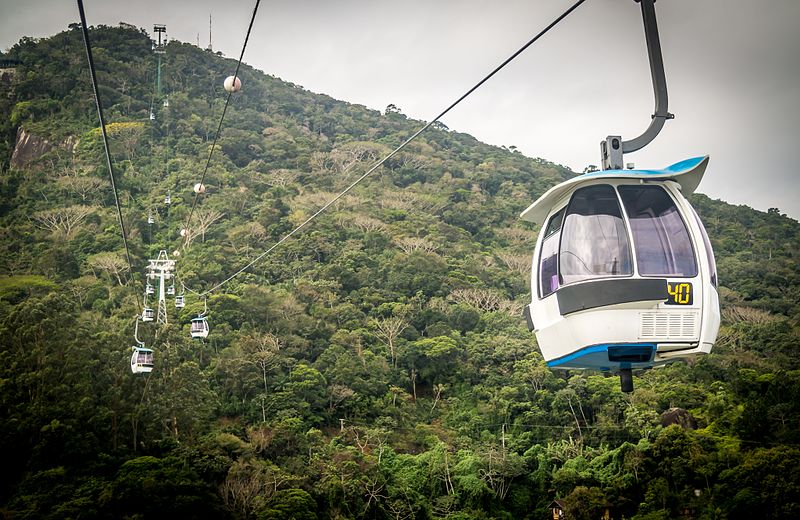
521;157;720;389
190;316;209;339
175;295;185;308
167;284;175;296
145;283;155;295
130;346;154;374
142;307;155;322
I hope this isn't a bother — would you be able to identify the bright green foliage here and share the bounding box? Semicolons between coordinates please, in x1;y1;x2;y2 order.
0;23;798;519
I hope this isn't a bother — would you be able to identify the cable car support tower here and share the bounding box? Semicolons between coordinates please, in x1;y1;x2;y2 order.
146;250;176;325
153;24;166;97
600;0;673;171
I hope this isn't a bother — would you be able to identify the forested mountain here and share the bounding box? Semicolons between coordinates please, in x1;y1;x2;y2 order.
1;24;799;519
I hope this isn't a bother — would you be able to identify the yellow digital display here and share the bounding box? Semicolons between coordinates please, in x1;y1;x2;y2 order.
666;282;693;305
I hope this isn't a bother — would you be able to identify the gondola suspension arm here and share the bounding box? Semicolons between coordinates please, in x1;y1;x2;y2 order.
133;316;144;347
601;0;674;170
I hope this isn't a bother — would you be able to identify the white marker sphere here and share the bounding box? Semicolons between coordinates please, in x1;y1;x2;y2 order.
193;183;206;194
172;250;181;257
180;228;189;237
224;76;242;93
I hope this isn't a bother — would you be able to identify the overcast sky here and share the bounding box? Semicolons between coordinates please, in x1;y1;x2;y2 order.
2;0;798;219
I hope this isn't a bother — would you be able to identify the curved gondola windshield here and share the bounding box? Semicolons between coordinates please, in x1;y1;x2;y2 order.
538;207;565;298
135;349;153;365
618;185;697;277
690;206;717;287
559;185;632;285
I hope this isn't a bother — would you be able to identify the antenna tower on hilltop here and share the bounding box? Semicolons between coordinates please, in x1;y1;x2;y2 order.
206;13;213;52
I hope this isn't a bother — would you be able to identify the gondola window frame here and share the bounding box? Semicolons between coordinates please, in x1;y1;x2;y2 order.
557;184;634;287
538;206;566;299
618;184;698;278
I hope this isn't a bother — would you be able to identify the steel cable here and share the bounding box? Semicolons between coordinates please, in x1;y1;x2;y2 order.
192;0;590;297
76;0;142;311
183;0;262;245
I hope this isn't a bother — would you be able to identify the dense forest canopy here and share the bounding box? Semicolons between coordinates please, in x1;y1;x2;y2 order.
1;24;799;519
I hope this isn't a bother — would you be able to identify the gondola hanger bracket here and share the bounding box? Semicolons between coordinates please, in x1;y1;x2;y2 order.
601;0;672;170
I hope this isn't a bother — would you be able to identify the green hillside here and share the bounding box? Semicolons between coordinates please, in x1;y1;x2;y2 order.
1;24;799;519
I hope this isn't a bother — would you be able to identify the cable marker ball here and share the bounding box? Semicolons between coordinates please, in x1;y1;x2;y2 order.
224;76;242;93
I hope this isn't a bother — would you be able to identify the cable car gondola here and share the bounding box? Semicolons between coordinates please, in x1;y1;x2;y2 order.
167;284;175;296
130;317;153;374
130;346;154;374
175;294;185;308
145;283;155;295
521;156;720;389
142;307;155;322
190;316;209;339
190;298;209;338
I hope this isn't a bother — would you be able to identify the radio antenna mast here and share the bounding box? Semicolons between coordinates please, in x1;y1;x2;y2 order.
206;13;213;52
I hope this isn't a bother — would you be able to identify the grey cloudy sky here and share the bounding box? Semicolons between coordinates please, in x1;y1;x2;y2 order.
2;0;799;219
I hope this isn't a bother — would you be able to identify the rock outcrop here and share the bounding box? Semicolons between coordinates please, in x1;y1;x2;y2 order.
10;127;77;169
661;407;698;430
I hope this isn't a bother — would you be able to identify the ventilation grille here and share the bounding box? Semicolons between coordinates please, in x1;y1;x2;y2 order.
640;311;699;340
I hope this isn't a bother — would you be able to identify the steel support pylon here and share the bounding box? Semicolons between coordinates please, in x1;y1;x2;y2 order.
146;250;175;326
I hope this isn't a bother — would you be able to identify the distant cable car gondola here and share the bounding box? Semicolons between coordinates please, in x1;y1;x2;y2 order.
521;157;720;390
190;316;209;339
142;306;155;322
175;283;186;308
130;317;153;374
130;346;154;374
190;298;210;339
145;283;155;295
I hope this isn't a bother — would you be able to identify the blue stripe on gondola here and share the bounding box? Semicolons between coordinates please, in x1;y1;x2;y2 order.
581;156;705;178
546;343;656;370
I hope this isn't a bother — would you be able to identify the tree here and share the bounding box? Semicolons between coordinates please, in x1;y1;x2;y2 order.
192;209;225;243
395;237;438;255
716;446;800;519
242;332;283;423
104;121;146;162
563;486;608;520
449;288;504;312
57;175;105;202
258;488;318;520
372;316;408;368
31;205;95;240
221;458;294;517
87;251;128;285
